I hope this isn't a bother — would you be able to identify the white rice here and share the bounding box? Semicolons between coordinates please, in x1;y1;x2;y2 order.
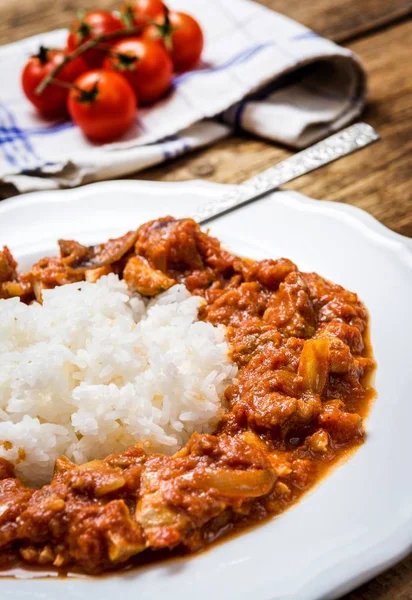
0;275;237;486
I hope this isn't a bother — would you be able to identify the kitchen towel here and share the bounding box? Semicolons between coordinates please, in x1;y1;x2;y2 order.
0;0;366;194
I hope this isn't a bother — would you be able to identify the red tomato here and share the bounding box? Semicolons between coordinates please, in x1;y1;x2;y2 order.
21;47;88;119
67;11;124;69
144;11;204;72
120;0;165;27
104;38;172;105
67;70;137;142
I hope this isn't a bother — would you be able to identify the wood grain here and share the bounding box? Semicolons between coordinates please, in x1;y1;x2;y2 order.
0;0;411;45
257;0;412;42
345;554;412;599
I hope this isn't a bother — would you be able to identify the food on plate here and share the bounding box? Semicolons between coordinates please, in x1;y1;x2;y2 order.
144;10;204;72
121;0;166;27
67;69;137;141
67;10;125;69
21;3;204;140
0;218;375;574
21;47;87;119
0;277;235;485
104;38;173;105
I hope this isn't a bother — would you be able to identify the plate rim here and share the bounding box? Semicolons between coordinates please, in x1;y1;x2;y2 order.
0;179;412;600
1;179;411;256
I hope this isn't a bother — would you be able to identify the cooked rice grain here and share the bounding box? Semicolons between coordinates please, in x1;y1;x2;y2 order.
0;275;236;486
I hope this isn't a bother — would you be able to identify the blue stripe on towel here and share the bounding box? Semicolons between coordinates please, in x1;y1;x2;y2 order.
234;102;247;130
1;103;38;162
25;121;74;136
162;135;179;160
161;135;192;161
291;31;321;41
0;102;46;169
0;134;18;166
0;119;73;149
173;42;274;85
0;105;28;168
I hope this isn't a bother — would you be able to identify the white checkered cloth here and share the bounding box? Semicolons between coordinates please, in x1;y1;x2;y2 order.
0;0;366;194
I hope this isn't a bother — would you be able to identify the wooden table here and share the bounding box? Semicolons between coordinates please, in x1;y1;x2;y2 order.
1;0;412;596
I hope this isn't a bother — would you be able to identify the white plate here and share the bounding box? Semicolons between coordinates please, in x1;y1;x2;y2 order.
1;180;412;600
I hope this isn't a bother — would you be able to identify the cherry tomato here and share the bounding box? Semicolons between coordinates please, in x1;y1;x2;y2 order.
144;11;203;72
104;38;172;105
21;46;88;119
67;70;136;142
67;11;124;69
120;0;165;27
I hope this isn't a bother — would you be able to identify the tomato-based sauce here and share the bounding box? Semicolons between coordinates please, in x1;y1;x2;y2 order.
0;217;375;575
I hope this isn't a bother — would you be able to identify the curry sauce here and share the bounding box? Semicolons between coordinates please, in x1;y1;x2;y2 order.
0;217;375;575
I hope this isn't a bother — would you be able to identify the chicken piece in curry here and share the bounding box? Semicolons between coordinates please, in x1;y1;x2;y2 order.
0;217;375;574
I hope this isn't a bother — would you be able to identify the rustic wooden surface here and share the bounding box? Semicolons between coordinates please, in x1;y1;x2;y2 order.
1;0;411;44
1;0;412;596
